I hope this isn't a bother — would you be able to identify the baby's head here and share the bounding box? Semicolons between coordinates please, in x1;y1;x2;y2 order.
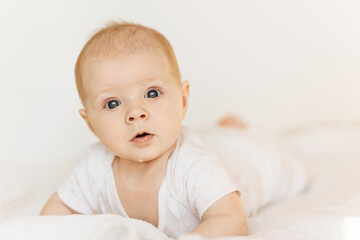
76;21;190;163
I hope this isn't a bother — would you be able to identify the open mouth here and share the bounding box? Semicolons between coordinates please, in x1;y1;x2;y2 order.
137;132;150;137
131;131;153;141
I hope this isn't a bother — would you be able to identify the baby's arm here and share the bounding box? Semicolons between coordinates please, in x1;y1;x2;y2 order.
40;192;80;216
188;191;248;238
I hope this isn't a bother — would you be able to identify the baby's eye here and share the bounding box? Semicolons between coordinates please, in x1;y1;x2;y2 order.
105;100;120;109
146;89;160;98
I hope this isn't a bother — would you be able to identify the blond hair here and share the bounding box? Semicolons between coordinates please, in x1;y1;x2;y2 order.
74;21;182;107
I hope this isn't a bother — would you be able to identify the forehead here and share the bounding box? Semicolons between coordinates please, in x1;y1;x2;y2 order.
82;50;171;96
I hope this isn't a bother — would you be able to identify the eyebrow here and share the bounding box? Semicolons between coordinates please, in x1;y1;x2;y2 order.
94;78;165;103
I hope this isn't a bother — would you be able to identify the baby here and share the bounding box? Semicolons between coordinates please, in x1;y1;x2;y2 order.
40;21;306;239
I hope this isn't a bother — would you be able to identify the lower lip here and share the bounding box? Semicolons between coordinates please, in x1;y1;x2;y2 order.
131;134;154;146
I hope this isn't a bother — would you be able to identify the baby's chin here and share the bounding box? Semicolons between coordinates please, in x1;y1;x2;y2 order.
135;146;177;163
117;148;167;163
111;136;178;163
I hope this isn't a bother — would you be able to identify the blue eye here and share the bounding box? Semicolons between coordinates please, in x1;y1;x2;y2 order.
146;89;160;98
106;100;120;109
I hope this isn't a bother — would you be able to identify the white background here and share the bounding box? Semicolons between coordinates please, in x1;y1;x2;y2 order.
0;0;359;164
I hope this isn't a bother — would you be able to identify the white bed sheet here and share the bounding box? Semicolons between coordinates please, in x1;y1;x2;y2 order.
1;123;360;240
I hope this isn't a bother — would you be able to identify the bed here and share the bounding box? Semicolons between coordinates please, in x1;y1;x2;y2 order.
1;123;360;240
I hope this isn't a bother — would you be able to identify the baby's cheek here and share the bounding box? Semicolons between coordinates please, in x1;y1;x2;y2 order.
164;96;183;117
97;125;117;141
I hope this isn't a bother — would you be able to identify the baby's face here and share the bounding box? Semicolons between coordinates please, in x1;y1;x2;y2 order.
79;50;189;163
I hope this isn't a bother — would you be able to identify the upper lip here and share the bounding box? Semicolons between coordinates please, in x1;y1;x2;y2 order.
131;131;153;141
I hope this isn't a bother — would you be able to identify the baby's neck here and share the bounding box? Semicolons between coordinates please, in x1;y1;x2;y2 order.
115;156;167;179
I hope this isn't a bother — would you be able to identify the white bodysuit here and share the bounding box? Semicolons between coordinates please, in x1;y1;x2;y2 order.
57;126;243;238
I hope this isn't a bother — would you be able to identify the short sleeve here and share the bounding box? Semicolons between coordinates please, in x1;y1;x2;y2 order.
185;155;240;219
57;144;100;214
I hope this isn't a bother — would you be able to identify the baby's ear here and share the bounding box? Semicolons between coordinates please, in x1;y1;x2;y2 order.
181;80;190;119
78;109;96;136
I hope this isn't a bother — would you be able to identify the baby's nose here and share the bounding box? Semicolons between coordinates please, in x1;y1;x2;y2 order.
126;110;149;123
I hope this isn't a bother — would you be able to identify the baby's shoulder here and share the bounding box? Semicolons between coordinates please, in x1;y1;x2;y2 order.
174;126;222;174
73;142;113;177
180;126;212;153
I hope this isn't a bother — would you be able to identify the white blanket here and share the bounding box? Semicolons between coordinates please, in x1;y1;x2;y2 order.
1;124;360;240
